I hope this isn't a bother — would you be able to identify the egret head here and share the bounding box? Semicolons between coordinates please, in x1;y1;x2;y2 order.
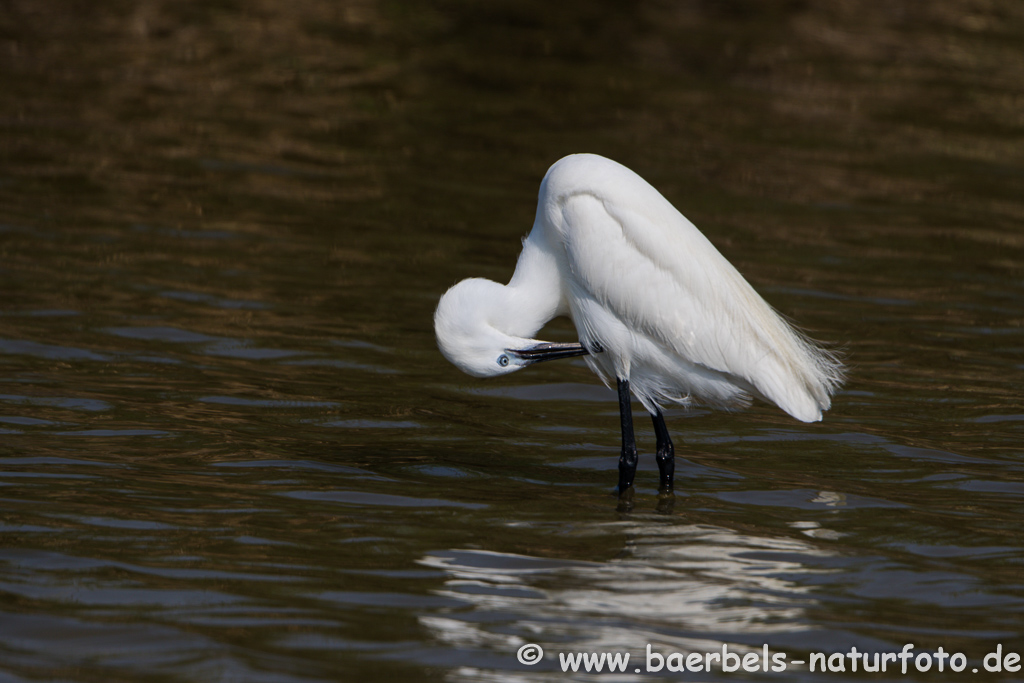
434;278;589;378
434;278;534;377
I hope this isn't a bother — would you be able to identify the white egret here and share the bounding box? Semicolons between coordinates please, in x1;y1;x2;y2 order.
434;154;843;494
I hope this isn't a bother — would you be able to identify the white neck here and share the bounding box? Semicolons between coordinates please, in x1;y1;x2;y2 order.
499;224;568;338
434;221;571;378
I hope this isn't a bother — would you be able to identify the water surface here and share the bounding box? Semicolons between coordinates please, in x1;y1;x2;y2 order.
1;1;1023;681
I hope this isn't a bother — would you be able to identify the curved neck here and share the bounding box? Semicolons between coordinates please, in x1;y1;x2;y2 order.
500;227;568;339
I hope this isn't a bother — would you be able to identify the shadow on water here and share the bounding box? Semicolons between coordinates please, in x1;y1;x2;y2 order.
1;0;1024;681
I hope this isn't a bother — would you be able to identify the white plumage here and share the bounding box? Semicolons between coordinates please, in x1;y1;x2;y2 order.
434;153;843;492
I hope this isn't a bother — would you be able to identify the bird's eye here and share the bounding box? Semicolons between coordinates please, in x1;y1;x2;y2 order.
497;354;510;367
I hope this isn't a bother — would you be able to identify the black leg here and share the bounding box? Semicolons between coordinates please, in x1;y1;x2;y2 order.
616;377;638;494
651;409;675;491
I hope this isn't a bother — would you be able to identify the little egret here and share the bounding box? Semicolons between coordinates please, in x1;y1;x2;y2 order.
434;154;843;494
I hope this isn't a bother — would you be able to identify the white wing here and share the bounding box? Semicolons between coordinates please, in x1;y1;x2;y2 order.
542;156;841;421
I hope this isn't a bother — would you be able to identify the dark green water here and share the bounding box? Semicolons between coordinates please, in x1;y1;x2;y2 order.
2;1;1023;681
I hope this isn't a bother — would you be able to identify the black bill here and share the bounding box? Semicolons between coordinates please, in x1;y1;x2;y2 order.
508;341;593;364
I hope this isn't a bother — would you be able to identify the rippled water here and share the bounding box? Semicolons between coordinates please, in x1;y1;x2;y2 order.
2;1;1023;681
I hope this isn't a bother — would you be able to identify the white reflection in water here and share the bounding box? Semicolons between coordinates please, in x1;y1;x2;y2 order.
418;520;836;677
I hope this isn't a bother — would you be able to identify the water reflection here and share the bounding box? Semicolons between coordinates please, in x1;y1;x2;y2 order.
418;504;1024;681
428;523;832;629
419;521;840;680
2;0;1024;681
